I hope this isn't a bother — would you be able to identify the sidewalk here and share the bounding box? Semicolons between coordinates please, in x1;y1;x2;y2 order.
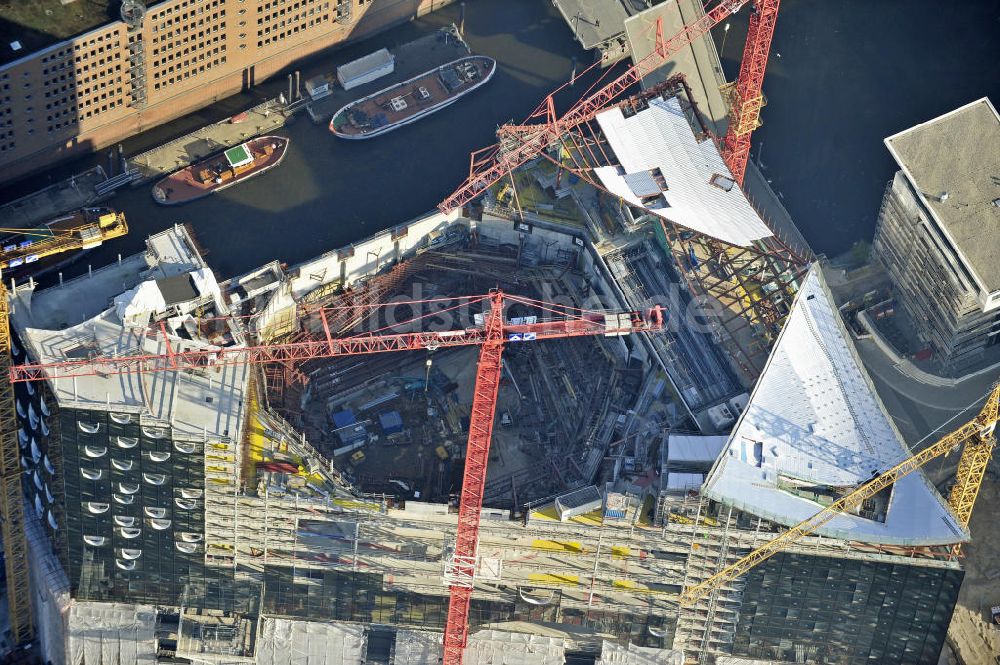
126;98;290;185
0;166;107;228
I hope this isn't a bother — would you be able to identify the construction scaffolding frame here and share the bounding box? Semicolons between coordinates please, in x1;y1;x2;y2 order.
520;77;809;376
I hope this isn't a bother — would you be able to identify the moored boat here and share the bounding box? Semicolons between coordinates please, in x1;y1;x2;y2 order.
152;136;289;205
329;55;496;139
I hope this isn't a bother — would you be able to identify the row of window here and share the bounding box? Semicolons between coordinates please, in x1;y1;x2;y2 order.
154;46;226;81
259;16;329;45
153;8;226;34
151;0;224;21
260;0;331;23
153;33;225;67
153;57;227;89
258;7;328;35
153;18;225;51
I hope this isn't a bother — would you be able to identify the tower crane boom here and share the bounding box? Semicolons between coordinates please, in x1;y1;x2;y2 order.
437;0;753;214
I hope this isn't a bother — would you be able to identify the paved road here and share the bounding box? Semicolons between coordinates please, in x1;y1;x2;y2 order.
855;336;998;447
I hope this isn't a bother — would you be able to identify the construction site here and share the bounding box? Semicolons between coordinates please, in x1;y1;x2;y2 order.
0;1;998;665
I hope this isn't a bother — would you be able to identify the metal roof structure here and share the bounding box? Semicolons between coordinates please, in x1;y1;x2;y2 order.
336;47;394;88
884;97;1000;293
703;266;967;546
663;433;729;468
593;95;774;247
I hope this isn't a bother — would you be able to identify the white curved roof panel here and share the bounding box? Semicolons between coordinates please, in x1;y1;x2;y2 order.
594;95;774;247
703;266;966;546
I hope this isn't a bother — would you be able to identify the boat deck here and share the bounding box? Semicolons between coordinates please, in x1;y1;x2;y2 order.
332;56;494;137
153;137;288;205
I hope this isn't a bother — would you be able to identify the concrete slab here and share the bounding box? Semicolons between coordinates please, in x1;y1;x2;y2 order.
0;167;107;229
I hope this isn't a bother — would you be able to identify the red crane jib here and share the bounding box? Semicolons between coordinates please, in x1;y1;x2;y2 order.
9;295;666;383
437;0;754;214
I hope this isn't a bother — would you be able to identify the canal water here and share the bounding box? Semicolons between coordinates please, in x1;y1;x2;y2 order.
714;0;1000;257
2;0;999;280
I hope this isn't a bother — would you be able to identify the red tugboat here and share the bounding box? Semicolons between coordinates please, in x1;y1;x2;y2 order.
152;136;289;205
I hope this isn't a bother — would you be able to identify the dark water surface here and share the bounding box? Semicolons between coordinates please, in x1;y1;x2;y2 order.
3;0;1000;278
3;0;596;280
715;0;1000;257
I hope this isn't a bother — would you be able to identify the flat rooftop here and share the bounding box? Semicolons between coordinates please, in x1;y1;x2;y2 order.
0;1;114;66
885;97;1000;293
551;0;651;49
9;225;249;441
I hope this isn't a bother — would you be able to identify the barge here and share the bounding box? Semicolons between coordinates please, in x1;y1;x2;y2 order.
330;55;496;139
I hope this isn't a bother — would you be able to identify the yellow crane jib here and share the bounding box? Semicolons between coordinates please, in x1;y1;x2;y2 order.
0;210;128;271
679;383;1000;607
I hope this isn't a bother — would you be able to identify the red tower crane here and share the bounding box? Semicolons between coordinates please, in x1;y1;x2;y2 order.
438;0;780;213
10;291;666;665
720;0;780;183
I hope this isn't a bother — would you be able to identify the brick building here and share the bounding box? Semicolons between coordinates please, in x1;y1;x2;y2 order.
0;0;451;183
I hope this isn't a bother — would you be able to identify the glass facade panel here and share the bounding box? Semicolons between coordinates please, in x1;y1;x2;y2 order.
733;552;963;665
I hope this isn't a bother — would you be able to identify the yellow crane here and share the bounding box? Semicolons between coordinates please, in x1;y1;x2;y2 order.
0;209;128;272
0;209;128;645
680;382;1000;607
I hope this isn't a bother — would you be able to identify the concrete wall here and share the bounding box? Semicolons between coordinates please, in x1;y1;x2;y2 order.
253;210;595;340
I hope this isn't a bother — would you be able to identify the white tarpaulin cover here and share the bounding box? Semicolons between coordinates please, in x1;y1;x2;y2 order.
703;266;966;546
594;95;774;247
463;629;565;665
393;630;443;665
113;280;166;327
67;602;157;665
597;640;684;665
256;618;366;665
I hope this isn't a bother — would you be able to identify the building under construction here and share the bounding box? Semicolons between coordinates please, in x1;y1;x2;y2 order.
3;136;973;664
1;1;992;663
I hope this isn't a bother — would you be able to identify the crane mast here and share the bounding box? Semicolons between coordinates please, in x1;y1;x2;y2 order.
720;0;780;183
0;290;32;645
442;292;505;663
